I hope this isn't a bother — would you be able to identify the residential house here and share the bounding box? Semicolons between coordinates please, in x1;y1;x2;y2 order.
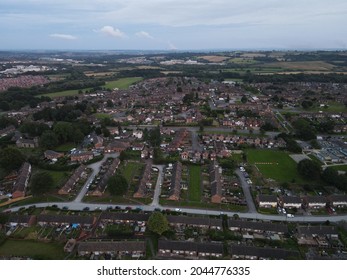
12;162;31;199
70;151;94;163
58;165;86;195
104;140;130;153
91;158;120;196
228;219;288;235
77;241;146;258
328;195;347;208
257;195;278;208
132;143;144;151
304;196;327;209
158;240;223;259
0;125;16;138
210;163;222;204
167;216;223;230
91;134;104;149
180;151;189;161
44;150;64;160
133;162;152;198
37;215;95;227
16;137;38;148
8;215;36;227
230;245;299;260
133;130;143;139
100;212;150;224
281;196;302;209
168;162;182;201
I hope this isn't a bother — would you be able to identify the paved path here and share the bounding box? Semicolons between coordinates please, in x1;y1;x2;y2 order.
150;165;164;207
235;169;257;213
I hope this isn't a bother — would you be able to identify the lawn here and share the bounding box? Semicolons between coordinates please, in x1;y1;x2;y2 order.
104;77;143;90
54;142;76;152
120;162;145;184
188;165;201;202
41;88;91;98
0;240;66;259
329;165;347;172
246;149;305;184
94;113;111;119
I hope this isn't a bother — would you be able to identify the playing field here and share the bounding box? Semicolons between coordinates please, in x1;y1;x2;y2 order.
246;149;304;183
104;77;143;90
188;165;201;202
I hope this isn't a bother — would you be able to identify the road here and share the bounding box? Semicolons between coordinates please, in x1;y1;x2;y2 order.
150;165;164;207
74;153;119;202
190;129;203;152
235;169;257;213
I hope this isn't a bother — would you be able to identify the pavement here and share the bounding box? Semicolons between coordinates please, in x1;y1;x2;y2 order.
235;169;257;213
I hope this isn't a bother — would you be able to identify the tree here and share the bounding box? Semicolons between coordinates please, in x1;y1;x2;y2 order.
241;95;248;103
39;130;59;149
297;159;321;180
0;147;25;171
53;122;74;143
322;168;338;185
108;174;128;196
147;212;169;235
148;126;161;147
30;172;54;196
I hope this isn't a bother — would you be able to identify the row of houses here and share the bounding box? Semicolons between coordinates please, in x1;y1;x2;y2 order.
210;163;222;204
91;158;120;196
12;162;31;199
133;161;152;198
257;194;347;209
58;165;86;195
168;162;182;201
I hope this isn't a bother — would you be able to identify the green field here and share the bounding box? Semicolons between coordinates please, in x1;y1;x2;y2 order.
94;113;111;119
188;165;201;202
329;165;347;172
246;149;304;184
54;143;76;152
105;77;143;90
0;240;66;259
41;88;91;98
121;162;145;184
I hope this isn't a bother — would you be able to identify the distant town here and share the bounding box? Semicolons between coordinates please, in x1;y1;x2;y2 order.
0;50;347;260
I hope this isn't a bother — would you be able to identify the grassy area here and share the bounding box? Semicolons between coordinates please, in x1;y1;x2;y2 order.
104;77;143;90
41;88;91;98
94;113;111;119
121;162;145;184
54;143;76;152
329;165;347;172
0;240;66;259
188;165;201;202
246;149;305;184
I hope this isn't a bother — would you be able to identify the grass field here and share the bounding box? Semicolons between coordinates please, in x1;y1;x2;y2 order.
54;142;76;152
104;77;143;90
121;162;145;184
306;101;347;113
246;149;305;184
329;165;347;172
188;165;201;202
94;113;111;119
0;240;66;259
41;88;91;98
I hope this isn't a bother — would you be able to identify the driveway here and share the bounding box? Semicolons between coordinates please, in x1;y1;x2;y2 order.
235;169;257;213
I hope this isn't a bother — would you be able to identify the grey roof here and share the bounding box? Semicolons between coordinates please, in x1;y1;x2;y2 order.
228;220;288;233
78;241;145;253
100;212;150;222
297;225;338;236
258;194;278;202
230;245;299;259
37;215;94;225
282;196;302;204
8;215;33;224
158;240;223;254
167;215;222;228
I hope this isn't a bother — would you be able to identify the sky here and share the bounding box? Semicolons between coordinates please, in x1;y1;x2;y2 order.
1;0;347;50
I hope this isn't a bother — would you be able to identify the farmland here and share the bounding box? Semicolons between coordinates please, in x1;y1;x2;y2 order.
104;77;143;90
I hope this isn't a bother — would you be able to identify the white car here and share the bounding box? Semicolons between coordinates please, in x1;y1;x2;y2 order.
287;214;294;218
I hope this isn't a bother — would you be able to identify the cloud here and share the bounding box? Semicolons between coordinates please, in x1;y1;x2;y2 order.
95;25;125;38
168;41;177;50
135;31;154;39
49;33;77;40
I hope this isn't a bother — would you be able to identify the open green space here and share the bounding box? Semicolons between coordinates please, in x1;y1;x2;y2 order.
41;88;91;98
246;149;305;184
0;240;66;259
94;113;111;119
120;162;145;184
188;165;201;202
104;77;143;90
329;165;347;172
54;142;75;152
306;101;347;113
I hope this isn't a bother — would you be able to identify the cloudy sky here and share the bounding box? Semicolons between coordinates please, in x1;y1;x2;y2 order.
1;0;346;50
